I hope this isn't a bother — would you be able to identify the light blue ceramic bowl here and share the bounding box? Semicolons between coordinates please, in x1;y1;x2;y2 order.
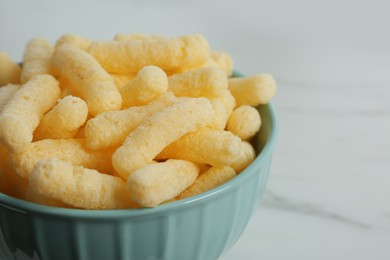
0;95;277;260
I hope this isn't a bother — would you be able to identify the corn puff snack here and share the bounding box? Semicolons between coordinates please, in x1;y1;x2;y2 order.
55;34;92;51
0;145;11;195
0;52;21;86
51;44;122;116
34;95;88;140
157;128;241;166
111;73;136;89
21;38;54;83
168;67;227;98
25;188;71;208
211;51;234;76
228;74;277;106
29;158;134;209
227;105;262;140
113;97;214;179
9;138;115;179
127;159;199;207
0;84;20;112
0;75;61;152
113;33;166;41
177;166;236;200
87;34;210;74
0;33;277;209
230;141;256;174
85;92;177;150
120;65;168;108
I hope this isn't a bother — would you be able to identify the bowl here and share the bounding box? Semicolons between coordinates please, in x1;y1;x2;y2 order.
0;97;277;260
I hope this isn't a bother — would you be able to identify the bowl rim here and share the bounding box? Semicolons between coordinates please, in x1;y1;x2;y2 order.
0;99;278;220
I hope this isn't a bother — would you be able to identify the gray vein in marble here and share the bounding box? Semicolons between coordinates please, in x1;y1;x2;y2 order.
261;190;371;229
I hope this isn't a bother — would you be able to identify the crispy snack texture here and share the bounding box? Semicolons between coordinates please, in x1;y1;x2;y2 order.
0;33;276;208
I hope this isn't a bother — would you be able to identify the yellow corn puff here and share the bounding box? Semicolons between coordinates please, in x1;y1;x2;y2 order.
209;99;229;130
127;159;199;207
0;52;21;86
6;169;28;199
9;138;115;179
168;67;227;98
52;44;122;116
111;73;136;89
0;75;61;152
29;158;134;209
120;65;168;108
85;92;177;150
230;141;256;174
217;89;236;115
211;51;234;76
87;34;210;74
34;95;88;140
25;188;71;208
112;97;214;179
157;128;241;166
0;145;11;195
61;87;73;98
21;38;54;83
0;84;20;112
177;165;236;200
55;34;92;51
113;33;166;41
228;74;277;106
227;105;261;140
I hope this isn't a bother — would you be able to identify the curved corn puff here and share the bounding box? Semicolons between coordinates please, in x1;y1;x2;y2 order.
112;98;214;179
0;75;61;152
128;159;199;207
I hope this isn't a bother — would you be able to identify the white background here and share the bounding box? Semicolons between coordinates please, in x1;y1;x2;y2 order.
1;0;389;259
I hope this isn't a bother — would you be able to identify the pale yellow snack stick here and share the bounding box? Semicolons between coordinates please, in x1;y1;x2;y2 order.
177;165;236;200
208;89;236;130
0;84;20;112
0;145;11;195
55;34;92;51
25;188;71;208
34;95;88;140
87;34;210;74
6;169;28;199
85;92;177;150
127;159;199;207
21;38;54;83
157;128;241;166
230;141;256;174
52;44;122;116
0;75;61;152
0;52;21;86
168;66;228;98
113;33;166;41
209;99;229;130
217;89;236;115
120;65;168;108
228;74;277;106
112;97;214;179
110;73;136;89
29;158;134;209
9;138;115;179
61;87;73;98
226;105;261;140
211;51;234;76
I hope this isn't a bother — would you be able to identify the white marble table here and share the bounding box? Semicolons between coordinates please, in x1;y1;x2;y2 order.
1;0;389;259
